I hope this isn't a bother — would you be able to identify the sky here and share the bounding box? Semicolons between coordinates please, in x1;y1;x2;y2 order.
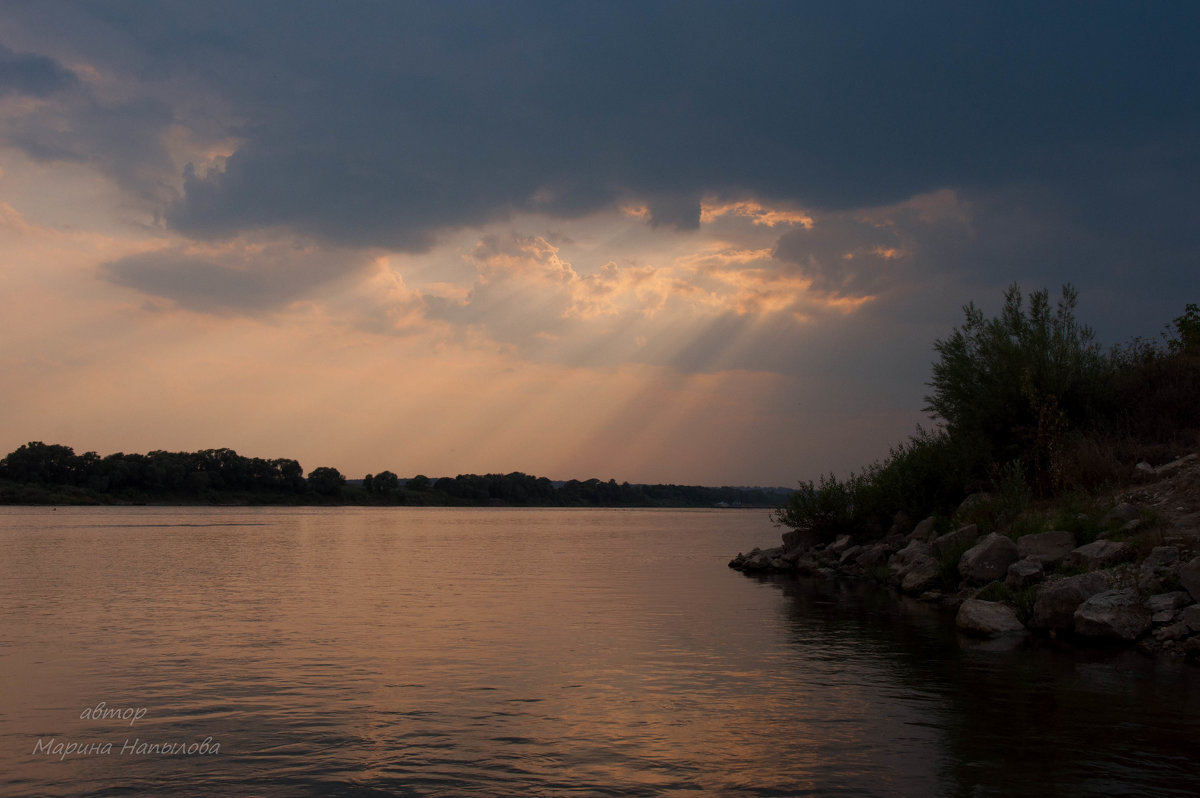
0;1;1197;487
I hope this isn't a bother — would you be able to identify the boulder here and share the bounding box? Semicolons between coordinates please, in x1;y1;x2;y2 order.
1006;558;1045;590
1179;556;1200;603
1064;540;1135;571
781;528;819;551
932;524;979;557
1146;591;1193;624
827;534;853;555
1074;589;1153;641
838;544;864;565
959;533;1020;586
888;541;939;593
908;516;937;543
1029;572;1111;631
1180;605;1200;633
1102;502;1140;526
853;543;891;569
738;547;784;571
1016;530;1077;567
900;554;940;594
956;599;1026;637
1142;546;1180;571
956;493;992;516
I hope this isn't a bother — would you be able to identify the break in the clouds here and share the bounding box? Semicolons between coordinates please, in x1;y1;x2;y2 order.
1;2;1198;484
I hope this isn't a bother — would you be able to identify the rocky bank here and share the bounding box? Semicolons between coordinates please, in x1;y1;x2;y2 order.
730;452;1200;660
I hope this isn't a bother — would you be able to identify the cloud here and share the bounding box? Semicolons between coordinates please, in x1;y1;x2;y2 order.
0;43;78;98
0;1;1190;265
100;237;373;314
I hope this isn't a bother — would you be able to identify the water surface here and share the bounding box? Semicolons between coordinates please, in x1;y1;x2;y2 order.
1;506;1197;796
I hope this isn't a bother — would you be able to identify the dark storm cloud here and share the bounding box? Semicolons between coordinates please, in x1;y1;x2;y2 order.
0;43;78;97
5;1;1194;254
101;244;372;314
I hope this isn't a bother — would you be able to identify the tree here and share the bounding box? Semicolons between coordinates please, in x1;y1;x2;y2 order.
924;284;1112;483
308;466;346;496
372;470;399;493
0;442;80;484
406;474;431;491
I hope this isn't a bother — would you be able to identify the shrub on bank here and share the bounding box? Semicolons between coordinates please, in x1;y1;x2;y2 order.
775;286;1198;542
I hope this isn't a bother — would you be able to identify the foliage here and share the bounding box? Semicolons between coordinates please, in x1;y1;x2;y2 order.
0;443;789;508
924;284;1113;491
773;428;974;541
307;467;346;496
1167;303;1200;354
776;288;1198;544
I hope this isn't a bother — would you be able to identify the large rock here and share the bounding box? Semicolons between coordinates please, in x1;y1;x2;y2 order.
1029;572;1111;631
932;524;979;557
1179;556;1200;603
1146;591;1193;624
781;528;819;551
956;599;1026;637
908;516;937;543
1102;502;1140;526
956;493;992;516
886;540;941;593
959;533;1020;586
853;542;891;569
1074;589;1153;641
900;554;940;594
827;534;854;555
1016;530;1077;567
1064;540;1135;571
1006;558;1045;590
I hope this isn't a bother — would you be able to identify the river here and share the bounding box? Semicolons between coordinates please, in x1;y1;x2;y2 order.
1;506;1198;796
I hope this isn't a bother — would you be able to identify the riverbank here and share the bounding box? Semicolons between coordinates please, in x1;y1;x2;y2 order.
731;451;1200;660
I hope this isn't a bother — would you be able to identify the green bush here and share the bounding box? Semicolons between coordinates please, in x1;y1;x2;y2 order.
772;429;974;541
924;284;1114;492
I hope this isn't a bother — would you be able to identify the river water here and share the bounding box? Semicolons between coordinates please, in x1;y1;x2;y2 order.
1;506;1198;796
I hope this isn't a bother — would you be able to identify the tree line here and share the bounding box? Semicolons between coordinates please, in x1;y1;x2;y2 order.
0;442;787;508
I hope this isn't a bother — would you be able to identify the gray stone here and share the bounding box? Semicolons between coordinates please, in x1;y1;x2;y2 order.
1006;558;1045;590
890;540;932;569
932;524;979;558
1179;556;1200;603
1064;540;1135;571
854;543;891;569
1143;546;1181;570
908;516;937;543
1030;572;1111;631
1155;453;1198;475
959;533;1020;586
1181;605;1200;633
1074;589;1153;641
838;544;864;565
1146;591;1192;622
1102;502;1140;526
1016;530;1077;567
827;534;853;555
781;528;819;551
892;542;936;590
1156;622;1192;642
956;599;1026;637
900;554;940;594
956;493;992;516
740;547;783;571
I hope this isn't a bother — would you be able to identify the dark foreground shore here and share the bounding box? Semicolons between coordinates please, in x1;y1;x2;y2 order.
732;453;1200;660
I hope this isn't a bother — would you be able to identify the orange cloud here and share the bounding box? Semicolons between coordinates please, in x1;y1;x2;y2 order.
700;199;814;228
